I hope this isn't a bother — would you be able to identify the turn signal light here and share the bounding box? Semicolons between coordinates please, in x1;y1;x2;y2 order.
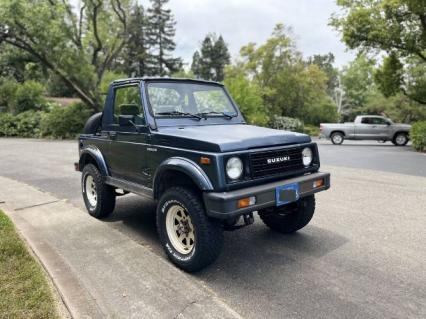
237;196;256;209
200;157;211;165
313;179;324;188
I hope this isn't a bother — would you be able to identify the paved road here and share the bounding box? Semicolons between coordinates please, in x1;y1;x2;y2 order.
316;138;426;177
1;138;425;319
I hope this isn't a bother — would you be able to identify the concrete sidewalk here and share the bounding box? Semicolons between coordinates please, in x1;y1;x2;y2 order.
0;176;242;319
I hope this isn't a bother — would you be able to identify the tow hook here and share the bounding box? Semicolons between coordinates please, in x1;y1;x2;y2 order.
224;212;254;231
243;212;254;225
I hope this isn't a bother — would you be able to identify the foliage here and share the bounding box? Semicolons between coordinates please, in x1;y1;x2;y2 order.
223;67;268;126
12;81;46;114
303;124;320;137
410;121;426;152
0;112;18;136
191;34;230;82
331;0;426;105
117;3;151;77
364;91;426;123
15;111;42;137
147;0;182;76
0;0;132;112
272;116;304;132
40;103;91;139
307;53;339;96
235;24;337;125
0;210;59;319
0;79;46;114
0;77;18;111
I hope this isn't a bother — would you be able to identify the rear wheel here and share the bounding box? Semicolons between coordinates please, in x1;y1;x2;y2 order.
331;132;344;145
258;195;315;234
157;187;223;272
82;164;116;218
393;133;408;146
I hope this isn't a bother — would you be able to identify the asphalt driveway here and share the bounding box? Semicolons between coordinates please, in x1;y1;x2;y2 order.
0;138;425;318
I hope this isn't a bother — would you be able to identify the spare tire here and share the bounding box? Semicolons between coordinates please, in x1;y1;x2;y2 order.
83;112;102;134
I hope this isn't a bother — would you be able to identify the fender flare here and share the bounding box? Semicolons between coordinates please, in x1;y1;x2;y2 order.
153;157;213;199
79;146;109;176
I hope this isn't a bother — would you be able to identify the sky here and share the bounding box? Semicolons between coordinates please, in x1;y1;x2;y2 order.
139;0;356;68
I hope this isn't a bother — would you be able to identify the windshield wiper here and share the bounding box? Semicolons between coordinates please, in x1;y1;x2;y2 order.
156;111;202;120
197;111;236;119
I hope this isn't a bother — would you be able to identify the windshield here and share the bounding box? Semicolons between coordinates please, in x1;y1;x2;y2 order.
147;82;237;118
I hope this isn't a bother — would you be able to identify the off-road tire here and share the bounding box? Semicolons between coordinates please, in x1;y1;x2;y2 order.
157;186;223;272
82;164;116;218
331;132;344;145
83;112;102;134
392;132;408;146
258;195;315;234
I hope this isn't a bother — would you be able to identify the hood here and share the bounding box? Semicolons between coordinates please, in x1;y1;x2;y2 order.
154;124;311;152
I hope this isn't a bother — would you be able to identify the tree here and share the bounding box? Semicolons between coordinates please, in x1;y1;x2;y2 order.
307;53;339;96
147;0;181;76
0;0;131;112
331;0;426;104
340;54;376;116
235;24;336;124
191;34;230;81
118;3;151;77
224;66;268;126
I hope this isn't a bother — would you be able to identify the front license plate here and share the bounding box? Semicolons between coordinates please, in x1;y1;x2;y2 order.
276;183;299;206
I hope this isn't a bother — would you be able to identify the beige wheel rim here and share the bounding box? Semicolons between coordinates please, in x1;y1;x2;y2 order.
165;204;195;255
85;175;97;207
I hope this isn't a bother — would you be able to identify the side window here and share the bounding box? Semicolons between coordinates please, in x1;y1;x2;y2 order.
361;117;371;124
371;117;387;125
113;86;145;126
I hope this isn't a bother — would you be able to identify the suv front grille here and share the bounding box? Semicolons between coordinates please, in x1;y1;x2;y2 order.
249;147;304;178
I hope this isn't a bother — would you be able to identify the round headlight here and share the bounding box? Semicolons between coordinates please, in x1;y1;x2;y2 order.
226;157;243;180
302;147;313;166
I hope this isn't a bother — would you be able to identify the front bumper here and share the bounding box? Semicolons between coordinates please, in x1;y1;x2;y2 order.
203;172;330;219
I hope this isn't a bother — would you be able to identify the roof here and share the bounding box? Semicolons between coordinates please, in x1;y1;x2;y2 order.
112;77;223;86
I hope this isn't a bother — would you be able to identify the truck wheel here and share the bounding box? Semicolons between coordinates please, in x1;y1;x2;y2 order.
392;133;408;146
258;195;315;234
331;132;344;145
81;164;116;218
157;187;223;272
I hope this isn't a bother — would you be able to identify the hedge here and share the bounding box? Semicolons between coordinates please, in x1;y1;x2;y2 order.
0;102;91;139
410;121;426;152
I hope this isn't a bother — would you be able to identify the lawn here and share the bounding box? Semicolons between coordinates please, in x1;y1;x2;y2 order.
0;210;59;319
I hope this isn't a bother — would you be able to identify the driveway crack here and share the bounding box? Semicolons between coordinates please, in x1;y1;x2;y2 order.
14;199;62;211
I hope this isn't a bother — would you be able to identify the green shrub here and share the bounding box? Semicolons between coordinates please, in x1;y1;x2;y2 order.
272;116;304;132
411;121;426;152
0;111;43;137
0;78;18;112
15;111;42;137
0;113;18;136
40;102;91;139
12;81;46;114
303;124;320;136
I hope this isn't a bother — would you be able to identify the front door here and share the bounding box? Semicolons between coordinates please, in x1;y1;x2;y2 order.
107;84;150;185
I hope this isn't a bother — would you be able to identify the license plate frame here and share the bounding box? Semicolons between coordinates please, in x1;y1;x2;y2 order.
275;183;300;206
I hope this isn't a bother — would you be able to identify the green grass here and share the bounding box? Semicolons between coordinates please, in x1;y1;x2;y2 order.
0;210;59;319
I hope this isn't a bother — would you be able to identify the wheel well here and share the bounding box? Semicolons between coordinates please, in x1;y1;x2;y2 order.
393;131;409;140
80;154;99;171
331;130;345;137
154;170;199;199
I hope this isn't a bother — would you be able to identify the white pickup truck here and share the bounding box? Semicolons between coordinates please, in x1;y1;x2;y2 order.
320;115;411;146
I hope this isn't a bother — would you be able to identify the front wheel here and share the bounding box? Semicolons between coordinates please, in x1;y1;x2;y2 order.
157;187;223;272
82;164;116;218
393;133;408;146
258;195;315;234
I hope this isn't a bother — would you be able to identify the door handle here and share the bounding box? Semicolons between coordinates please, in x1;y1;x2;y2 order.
108;131;117;138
